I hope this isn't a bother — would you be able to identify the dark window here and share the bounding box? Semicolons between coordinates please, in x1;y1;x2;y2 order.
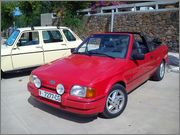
133;34;149;54
77;34;130;58
132;41;142;54
42;30;63;43
18;31;39;46
63;29;76;41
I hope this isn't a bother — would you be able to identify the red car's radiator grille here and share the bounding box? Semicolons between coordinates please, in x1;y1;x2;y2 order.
41;85;56;91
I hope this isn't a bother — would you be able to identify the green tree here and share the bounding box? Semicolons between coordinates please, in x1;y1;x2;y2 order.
1;1;91;31
57;1;91;30
1;1;16;30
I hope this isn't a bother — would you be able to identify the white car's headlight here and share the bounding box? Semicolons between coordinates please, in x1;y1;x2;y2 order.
30;74;41;88
70;85;95;98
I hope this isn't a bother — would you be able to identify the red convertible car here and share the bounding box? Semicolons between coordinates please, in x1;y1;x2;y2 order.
28;32;168;118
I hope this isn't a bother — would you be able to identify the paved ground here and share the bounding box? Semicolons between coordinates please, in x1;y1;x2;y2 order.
1;69;179;134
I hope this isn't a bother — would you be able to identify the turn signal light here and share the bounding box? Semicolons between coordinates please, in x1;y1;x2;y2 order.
86;88;95;98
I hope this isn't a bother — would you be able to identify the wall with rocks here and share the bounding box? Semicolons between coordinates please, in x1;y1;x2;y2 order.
78;10;179;52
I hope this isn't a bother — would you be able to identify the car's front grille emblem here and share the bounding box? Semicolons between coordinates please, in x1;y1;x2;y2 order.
49;80;55;85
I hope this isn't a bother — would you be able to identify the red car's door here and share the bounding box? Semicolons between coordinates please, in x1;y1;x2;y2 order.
125;41;153;92
145;49;159;75
148;47;163;73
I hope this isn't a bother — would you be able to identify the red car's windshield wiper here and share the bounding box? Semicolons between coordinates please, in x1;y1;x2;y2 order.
72;51;92;56
88;51;115;59
73;51;115;59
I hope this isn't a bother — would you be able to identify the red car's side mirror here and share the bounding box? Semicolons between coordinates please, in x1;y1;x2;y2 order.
131;53;145;60
71;48;76;53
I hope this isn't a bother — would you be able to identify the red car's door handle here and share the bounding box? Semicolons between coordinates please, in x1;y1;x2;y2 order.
150;56;154;59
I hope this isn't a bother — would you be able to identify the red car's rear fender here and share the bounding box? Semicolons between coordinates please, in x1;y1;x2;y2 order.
163;46;168;63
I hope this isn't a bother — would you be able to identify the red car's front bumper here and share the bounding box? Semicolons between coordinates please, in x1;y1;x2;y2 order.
27;83;106;115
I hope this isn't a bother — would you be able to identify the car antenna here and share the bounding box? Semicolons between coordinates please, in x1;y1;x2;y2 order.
31;26;34;30
57;25;60;29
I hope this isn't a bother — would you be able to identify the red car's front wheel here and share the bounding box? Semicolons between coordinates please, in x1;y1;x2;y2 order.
101;84;128;118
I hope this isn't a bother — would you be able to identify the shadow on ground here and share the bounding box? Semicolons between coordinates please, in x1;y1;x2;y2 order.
1;67;38;79
2;70;32;79
28;96;98;123
27;81;150;123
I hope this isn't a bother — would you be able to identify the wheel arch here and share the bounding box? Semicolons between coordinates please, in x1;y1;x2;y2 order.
163;53;168;64
115;81;126;89
105;78;127;94
162;58;166;64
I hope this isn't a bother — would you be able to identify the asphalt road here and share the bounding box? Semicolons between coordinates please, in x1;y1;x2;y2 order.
1;69;179;134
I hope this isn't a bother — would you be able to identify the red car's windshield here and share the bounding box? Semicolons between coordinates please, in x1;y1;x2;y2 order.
75;34;130;58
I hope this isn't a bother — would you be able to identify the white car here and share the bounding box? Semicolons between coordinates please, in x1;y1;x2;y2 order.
1;26;82;74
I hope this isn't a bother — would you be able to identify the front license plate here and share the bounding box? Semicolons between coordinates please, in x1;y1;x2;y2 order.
39;89;61;102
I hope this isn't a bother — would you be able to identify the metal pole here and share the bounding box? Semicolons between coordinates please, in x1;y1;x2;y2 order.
134;4;136;11
155;2;159;10
110;9;114;32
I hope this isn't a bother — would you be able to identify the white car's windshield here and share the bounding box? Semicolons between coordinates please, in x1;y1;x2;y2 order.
75;34;130;58
5;30;20;46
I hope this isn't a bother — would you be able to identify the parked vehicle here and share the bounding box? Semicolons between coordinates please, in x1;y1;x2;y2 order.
27;32;168;118
1;26;82;74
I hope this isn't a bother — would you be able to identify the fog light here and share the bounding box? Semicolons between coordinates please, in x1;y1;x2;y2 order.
56;84;65;95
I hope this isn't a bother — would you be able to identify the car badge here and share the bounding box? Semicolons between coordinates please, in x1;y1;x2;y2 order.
50;80;55;85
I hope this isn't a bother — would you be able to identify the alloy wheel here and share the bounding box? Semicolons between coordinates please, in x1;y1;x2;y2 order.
106;89;125;114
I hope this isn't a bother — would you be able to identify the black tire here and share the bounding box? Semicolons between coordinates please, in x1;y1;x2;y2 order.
151;61;165;81
1;70;4;79
101;84;128;118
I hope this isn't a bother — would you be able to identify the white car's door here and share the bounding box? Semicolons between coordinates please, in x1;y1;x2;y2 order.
41;29;69;63
11;31;44;69
61;28;82;51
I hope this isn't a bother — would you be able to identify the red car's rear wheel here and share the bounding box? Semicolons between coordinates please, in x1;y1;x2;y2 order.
151;61;165;81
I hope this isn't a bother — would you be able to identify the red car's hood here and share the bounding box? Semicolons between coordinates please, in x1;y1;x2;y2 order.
33;54;127;90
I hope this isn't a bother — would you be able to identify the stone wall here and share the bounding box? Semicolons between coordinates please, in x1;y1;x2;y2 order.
77;10;179;52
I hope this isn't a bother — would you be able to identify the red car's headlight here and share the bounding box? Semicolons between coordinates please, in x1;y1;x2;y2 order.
29;74;41;88
70;85;95;98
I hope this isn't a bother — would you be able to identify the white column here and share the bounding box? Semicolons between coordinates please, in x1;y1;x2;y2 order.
111;10;114;32
155;3;159;10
